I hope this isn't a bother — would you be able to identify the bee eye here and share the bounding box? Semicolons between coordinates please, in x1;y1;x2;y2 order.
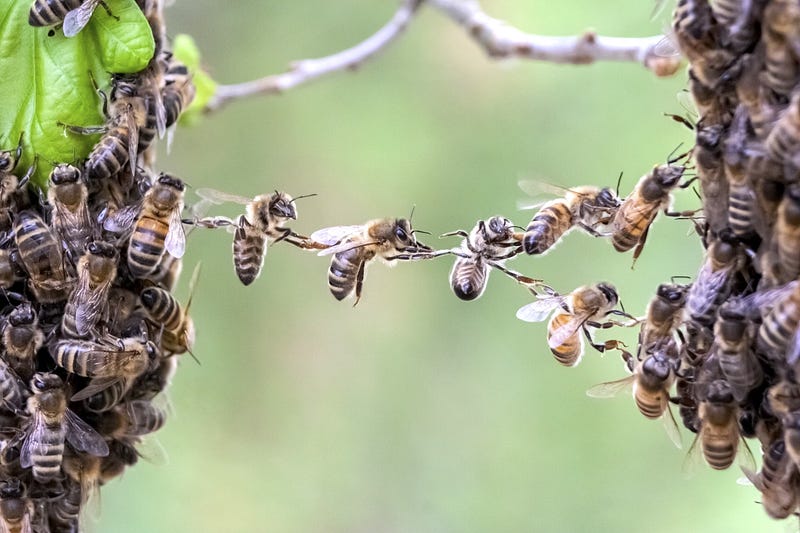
33;376;45;390
395;228;407;241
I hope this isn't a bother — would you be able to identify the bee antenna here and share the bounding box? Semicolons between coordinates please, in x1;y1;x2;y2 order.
511;225;526;232
670;275;691;283
186;348;201;365
615;171;623;197
412;229;432;236
289;193;317;203
409;204;416;223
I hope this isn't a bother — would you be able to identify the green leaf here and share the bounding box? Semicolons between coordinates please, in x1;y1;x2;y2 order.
0;0;155;189
172;33;217;126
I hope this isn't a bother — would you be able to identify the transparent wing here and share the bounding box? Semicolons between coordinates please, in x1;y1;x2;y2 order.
547;313;586;352
131;435;168;466
103;204;140;233
63;0;100;37
586;375;634;398
681;434;703;478
19;412;46;468
165;208;186;258
310;225;364;246
515;296;563;322
317;239;377;257
195;187;252;206
124;107;139;170
686;266;732;317
152;86;167;139
653;32;680;58
71;377;121;402
737;437;756;472
74;278;112;337
64;408;109;457
662;404;683;449
725;280;798;319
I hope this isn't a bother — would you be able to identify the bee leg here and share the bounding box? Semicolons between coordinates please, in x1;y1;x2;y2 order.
630;225;650;269
16;155;36;190
273;227;292;244
581;326;623;354
352;261;367;307
488;261;542;286
98;0;121;21
440;230;469;239
10;131;23;172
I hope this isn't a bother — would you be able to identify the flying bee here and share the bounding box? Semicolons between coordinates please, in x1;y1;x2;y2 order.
62;74;146;182
687;378;754;471
742;439;799;519
441;216;539;301
20;373;108;483
638;282;689;355
518;182;620;255
61;241;118;338
685;231;742;328
139;263;200;357
47;163;93;262
28;0;117;36
13;210;69;305
587;344;683;448
610;151;690;264
193;188;316;286
311;217;434;305
516;283;633;367
0;479;33;533
714;303;762;402
103;173;185;279
2;303;43;382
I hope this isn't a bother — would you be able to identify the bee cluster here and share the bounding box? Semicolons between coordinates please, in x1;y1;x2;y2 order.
0;0;199;531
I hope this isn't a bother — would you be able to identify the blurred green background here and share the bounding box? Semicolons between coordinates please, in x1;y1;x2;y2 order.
95;1;784;531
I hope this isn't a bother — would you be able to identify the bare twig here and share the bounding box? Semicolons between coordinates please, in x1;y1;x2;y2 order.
205;0;423;112
428;0;680;76
205;0;680;112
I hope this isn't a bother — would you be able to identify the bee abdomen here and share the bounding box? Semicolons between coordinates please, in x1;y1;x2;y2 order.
128;218;167;278
449;257;487;301
612;208;654;252
86;132;129;181
49;480;81;531
719;352;763;399
728;184;755;236
31;432;66;481
702;439;736;470
635;395;665;419
232;226;265;286
523;203;571;255
28;0;83;26
547;312;581;367
328;251;359;301
84;380;129;413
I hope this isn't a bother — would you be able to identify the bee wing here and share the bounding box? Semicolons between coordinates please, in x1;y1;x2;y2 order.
165;208;187;258
123;106;139;169
687;266;732;317
316;239;379;257
103;204;140;233
19;412;46;469
310;225;364;246
585;375;634;398
73;277;110;337
547;313;586;352
681;433;703;478
737;436;757;473
726;280;798;319
515;297;563;322
130;434;169;466
653;32;680;58
70;377;121;402
152;86;167;139
517;180;573;210
62;0;100;37
64;408;109;457
662;404;683;450
195;188;252;206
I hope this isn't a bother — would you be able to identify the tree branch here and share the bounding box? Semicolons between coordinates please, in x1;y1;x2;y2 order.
428;0;680;76
205;0;679;112
205;0;423;112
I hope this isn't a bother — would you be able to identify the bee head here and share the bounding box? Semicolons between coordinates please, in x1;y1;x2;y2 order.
8;303;35;327
268;192;297;220
596;282;618;307
641;350;673;381
30;373;61;393
86;241;119;260
486;216;512;238
705;379;734;404
0;478;23;500
50;164;81;185
0;150;14;173
656;283;687;305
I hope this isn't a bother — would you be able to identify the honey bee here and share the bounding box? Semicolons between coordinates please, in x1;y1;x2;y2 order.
516;283;631;367
0;134;33;230
0;479;33;533
672;0;738;88
98;400;166;439
163;54;196;131
104;173;185;279
685;232;743;328
638;282;689;354
772;183;800;283
587;344;683;447
2;303;43;382
766;91;800;167
193;188;316;286
20;373;108;483
442;216;539;301
47;163;94;263
710;0;760;53
47;473;82;533
723;106;757;239
139;263;200;357
742;439;798;519
61;241;118;339
714;303;762;402
13;211;69;305
753;280;800;361
129;356;176;403
762;0;800;98
518;182;620;255
673;368;700;433
28;0;117;36
736;50;779;139
688;378;753;470
53;336;152;381
782;411;800;469
311;218;434;305
100;440;139;483
610;152;689;263
63;74;146;182
693;119;729;234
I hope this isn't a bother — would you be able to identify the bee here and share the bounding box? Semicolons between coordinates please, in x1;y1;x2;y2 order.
0;479;33;533
61;241;118;338
63;74;146;182
441;216;539;301
162;54;196;130
193;188;317;286
28;0;117;36
743;439;798;519
100;440;139;483
673;368;700;433
685;232;742;328
689;378;752;470
693;119;729;234
638;282;689;355
135;56;169;155
47;473;82;533
762;0;800;98
772;183;800;283
736;50;779;139
20;373;108;483
765;91;800;167
714;303;762;402
518;183;620;255
98;400;166;439
139;263;200;357
53;336;152;381
105;173;185;279
723;106;757;239
754;280;800;361
672;0;738;88
47;163;94;262
587;344;682;448
13;211;69;305
129;356;176;403
311;218;434;305
710;0;760;53
2;303;44;382
782;411;800;469
610;152;689;263
516;283;631;367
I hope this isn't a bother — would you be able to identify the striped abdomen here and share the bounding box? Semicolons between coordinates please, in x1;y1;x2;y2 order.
28;0;83;26
84;379;131;413
328;246;363;301
611;195;659;252
449;256;488;301
699;416;738;470
85;125;132;181
758;288;800;355
766;98;800;164
547;311;582;367
140;287;182;330
727;181;756;237
128;216;168;278
13;212;67;303
718;348;762;401
48;478;81;532
30;423;67;482
137;95;159;153
633;385;668;420
522;200;572;255
124;401;166;436
233;219;266;286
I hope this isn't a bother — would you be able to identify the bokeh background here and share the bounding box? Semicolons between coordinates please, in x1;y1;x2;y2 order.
95;1;786;531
